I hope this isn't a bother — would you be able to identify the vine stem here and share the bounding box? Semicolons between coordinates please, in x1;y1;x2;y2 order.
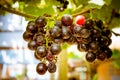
112;30;120;36
0;4;96;19
0;4;37;19
72;8;95;17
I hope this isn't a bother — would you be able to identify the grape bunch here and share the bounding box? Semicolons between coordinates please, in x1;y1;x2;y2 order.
23;16;59;75
56;0;69;11
23;14;112;75
76;19;112;62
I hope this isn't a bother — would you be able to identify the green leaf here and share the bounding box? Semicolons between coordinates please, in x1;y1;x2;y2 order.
74;0;89;6
93;74;98;80
112;49;120;69
92;5;112;23
111;0;120;9
86;3;102;9
109;17;120;28
104;0;112;5
18;2;25;11
112;49;120;58
113;61;120;69
23;5;54;17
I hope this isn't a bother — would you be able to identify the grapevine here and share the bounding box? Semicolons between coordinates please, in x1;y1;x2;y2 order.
23;13;113;75
1;0;120;76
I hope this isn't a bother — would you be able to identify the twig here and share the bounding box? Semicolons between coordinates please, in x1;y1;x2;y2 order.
72;8;95;17
0;4;37;19
72;0;77;7
112;31;120;36
107;9;115;25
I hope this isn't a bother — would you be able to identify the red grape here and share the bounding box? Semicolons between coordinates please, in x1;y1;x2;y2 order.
76;15;85;25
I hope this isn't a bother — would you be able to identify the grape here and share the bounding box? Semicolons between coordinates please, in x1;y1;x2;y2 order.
99;36;110;46
76;37;82;42
57;0;69;11
95;19;103;29
34;51;42;60
97;52;106;61
89;41;100;53
26;21;37;33
46;51;55;61
36;62;48;75
65;36;77;44
64;1;69;5
50;43;61;55
84;19;94;28
81;37;92;44
80;28;91;38
86;52;96;62
54;38;63;44
76;15;85;25
23;31;33;42
28;40;37;50
104;47;112;59
63;4;67;9
36;46;47;58
77;43;88;52
35;16;47;28
48;62;57;73
62;26;71;39
61;14;73;26
36;35;46;46
50;26;62;38
73;25;82;37
92;29;101;38
102;28;112;38
33;33;46;46
54;20;62;28
59;7;64;12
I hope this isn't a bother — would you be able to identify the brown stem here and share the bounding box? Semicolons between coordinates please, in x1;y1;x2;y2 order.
72;8;95;17
107;9;115;25
112;31;120;36
73;0;77;7
0;4;37;19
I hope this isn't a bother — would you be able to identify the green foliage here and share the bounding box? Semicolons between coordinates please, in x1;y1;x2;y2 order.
92;5;112;23
92;74;98;80
0;0;120;28
111;0;120;9
109;17;120;29
104;0;112;5
112;49;120;69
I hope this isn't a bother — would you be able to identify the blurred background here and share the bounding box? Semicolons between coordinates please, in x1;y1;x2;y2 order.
0;13;120;80
0;0;120;80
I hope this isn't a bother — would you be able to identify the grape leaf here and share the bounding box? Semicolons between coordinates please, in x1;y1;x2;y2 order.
23;5;54;17
74;0;89;6
103;0;112;5
18;2;25;11
85;3;102;9
92;5;112;23
112;49;120;69
109;17;120;28
111;0;120;9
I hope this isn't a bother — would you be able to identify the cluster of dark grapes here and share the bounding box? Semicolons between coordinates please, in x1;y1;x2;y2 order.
23;16;60;75
76;19;112;62
56;0;69;11
23;14;113;75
